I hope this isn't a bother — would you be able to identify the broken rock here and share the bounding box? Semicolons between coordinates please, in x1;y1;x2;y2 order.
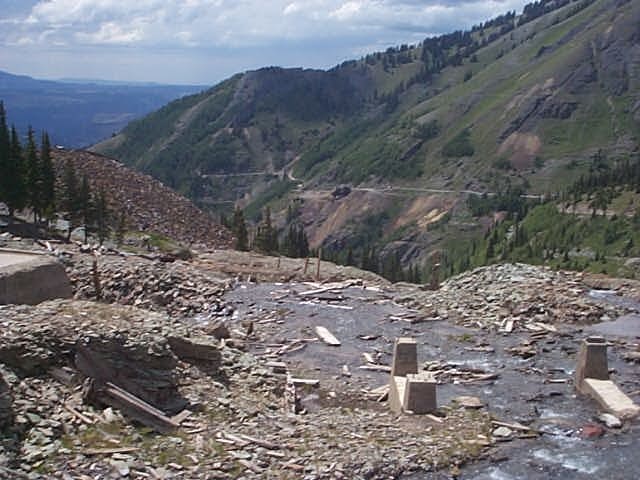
75;335;187;414
0;372;12;428
167;336;221;366
453;396;484;409
492;426;513;439
597;412;622;429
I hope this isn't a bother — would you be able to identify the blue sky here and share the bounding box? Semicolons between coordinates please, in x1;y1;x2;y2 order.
0;0;531;85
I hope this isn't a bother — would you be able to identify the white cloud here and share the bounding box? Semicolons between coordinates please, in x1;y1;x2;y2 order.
5;0;531;49
330;1;364;21
0;0;533;83
76;22;144;45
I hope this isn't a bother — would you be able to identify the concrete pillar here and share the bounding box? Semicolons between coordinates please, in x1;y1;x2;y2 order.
403;373;437;414
575;336;608;393
391;337;418;377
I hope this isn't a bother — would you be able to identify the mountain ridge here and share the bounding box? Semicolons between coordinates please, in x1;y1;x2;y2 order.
92;0;640;272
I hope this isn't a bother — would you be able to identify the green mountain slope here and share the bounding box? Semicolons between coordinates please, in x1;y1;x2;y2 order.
93;0;640;274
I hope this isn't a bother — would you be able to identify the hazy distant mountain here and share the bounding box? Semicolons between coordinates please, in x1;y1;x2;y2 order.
0;70;205;147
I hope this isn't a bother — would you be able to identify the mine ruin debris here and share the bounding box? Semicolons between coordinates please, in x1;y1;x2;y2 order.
575;336;640;420
388;338;437;414
315;325;341;346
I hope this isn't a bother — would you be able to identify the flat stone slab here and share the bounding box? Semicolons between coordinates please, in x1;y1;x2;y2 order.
582;378;640;420
0;251;40;268
0;250;72;305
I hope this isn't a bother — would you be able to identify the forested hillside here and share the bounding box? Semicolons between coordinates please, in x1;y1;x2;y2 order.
93;0;640;281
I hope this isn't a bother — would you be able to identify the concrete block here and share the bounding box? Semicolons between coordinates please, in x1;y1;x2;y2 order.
403;373;437;414
582;378;640;420
0;251;72;305
389;376;407;414
391;337;417;377
575;336;609;393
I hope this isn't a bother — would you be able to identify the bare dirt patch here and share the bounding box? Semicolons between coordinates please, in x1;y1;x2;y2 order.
393;195;456;230
498;132;542;169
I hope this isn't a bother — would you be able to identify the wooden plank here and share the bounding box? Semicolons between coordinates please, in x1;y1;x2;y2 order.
97;382;179;434
239;433;282;450
362;352;375;364
171;409;193;425
315;326;341;346
64;403;95;425
358;364;392;372
289;377;320;386
491;420;537;432
82;446;140;455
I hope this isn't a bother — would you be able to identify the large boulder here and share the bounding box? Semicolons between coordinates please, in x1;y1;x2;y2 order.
0;252;72;305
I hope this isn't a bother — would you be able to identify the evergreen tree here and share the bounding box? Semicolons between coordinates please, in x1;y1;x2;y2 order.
5;126;27;217
39;132;56;220
0;102;9;204
79;175;93;242
115;210;127;246
282;223;309;258
232;207;248;251
62;160;80;241
346;247;354;266
24;126;43;223
254;207;278;253
93;188;110;245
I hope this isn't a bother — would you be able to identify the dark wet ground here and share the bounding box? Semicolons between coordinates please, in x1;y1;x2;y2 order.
225;282;640;480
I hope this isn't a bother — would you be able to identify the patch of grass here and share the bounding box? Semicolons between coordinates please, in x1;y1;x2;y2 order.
442;128;474;158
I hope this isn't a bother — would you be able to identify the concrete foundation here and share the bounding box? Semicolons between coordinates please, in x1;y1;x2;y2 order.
575;336;609;393
575;336;640;420
404;373;437;414
389;337;437;414
391;337;418;377
0;249;72;305
389;376;407;414
582;378;640;420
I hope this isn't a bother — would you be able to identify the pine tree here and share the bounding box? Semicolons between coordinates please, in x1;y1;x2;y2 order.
254;207;278;253
115;210;127;246
232;207;248;251
39;132;56;220
346;247;354;266
79;175;93;243
93;189;110;245
24;126;43;223
0;102;9;204
5;126;27;218
62;160;80;241
282;223;309;258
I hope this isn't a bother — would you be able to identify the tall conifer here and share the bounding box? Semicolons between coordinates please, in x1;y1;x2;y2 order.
0;102;9;203
25;126;42;222
5;126;26;217
40;132;56;218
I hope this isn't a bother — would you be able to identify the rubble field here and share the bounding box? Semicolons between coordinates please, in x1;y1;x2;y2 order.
2;239;640;479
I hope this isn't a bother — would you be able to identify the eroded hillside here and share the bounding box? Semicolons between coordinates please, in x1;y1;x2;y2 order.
92;0;640;274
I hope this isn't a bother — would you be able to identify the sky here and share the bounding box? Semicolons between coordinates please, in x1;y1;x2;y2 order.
0;0;531;86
